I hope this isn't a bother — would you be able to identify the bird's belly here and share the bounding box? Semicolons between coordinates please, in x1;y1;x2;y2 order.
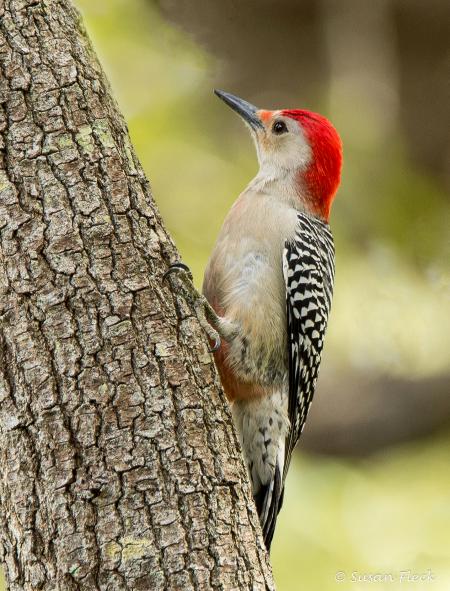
214;248;288;399
203;192;299;401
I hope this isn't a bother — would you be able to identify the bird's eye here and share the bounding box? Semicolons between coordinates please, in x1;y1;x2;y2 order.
272;120;288;134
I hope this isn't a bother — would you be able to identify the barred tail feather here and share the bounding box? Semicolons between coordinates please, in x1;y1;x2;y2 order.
255;442;286;552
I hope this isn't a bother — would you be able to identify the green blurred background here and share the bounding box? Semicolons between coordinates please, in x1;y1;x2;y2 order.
5;1;449;589
78;1;450;589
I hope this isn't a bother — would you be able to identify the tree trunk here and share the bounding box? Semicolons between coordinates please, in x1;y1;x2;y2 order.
0;1;274;589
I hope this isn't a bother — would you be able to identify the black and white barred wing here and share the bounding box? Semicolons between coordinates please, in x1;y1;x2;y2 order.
282;213;335;478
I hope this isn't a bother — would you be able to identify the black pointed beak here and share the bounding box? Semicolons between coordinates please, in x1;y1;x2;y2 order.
214;89;264;131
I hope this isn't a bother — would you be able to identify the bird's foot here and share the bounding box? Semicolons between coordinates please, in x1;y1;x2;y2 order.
163;262;222;352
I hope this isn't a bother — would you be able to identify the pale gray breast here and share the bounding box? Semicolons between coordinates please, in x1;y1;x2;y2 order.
203;191;299;385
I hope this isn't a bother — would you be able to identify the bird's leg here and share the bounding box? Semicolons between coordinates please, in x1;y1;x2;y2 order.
163;263;234;352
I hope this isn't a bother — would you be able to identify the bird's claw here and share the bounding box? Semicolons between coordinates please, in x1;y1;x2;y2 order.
163;262;193;284
209;335;221;353
163;261;222;353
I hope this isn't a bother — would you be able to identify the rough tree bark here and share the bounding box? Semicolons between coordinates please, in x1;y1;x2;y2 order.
0;1;274;589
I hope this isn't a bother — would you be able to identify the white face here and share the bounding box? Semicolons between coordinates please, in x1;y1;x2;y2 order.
252;111;312;177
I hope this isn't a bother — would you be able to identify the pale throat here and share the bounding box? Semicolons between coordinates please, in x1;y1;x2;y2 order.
247;159;312;212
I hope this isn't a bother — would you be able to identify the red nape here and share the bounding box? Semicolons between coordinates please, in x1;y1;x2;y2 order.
282;110;343;221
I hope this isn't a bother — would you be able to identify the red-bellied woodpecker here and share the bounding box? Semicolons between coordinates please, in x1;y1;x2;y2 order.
166;90;342;551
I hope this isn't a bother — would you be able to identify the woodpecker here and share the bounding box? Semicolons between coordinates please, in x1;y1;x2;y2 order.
166;90;342;551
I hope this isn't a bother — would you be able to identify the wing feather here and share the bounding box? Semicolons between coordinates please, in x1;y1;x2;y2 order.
282;213;335;480
256;213;335;551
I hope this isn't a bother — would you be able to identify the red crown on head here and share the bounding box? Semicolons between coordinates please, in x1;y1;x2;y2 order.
282;110;343;221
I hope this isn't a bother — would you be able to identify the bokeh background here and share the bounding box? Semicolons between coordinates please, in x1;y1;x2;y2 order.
5;1;449;589
76;0;450;588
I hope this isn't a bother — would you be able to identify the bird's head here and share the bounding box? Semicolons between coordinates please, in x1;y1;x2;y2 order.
215;89;342;221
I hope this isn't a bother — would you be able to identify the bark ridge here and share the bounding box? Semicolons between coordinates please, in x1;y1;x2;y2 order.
0;0;274;589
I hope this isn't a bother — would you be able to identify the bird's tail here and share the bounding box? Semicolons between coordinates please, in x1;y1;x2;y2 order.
254;442;286;552
231;395;289;552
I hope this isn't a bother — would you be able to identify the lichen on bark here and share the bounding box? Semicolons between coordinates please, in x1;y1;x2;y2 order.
0;0;274;589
